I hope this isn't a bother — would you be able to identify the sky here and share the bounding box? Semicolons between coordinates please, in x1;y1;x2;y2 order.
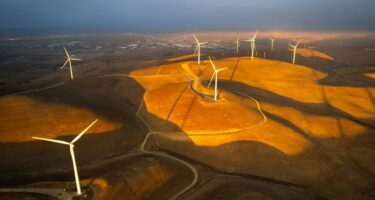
0;0;374;33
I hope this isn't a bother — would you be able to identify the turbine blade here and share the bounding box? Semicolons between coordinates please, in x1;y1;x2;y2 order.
208;56;216;71
71;58;82;61
63;47;70;59
193;34;199;44
216;67;228;72
296;39;303;46
208;72;216;88
253;30;259;39
32;137;71;145
61;59;69;69
71;119;98;144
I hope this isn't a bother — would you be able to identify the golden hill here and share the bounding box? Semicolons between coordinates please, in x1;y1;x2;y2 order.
0;95;118;142
131;56;375;198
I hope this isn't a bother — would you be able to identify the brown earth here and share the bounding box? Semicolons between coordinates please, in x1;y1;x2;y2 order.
0;193;51;200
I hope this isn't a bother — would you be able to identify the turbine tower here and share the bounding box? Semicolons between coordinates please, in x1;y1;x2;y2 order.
207;57;228;101
270;37;275;51
234;38;240;53
289;39;303;64
193;34;207;65
32;119;98;195
245;30;258;59
61;47;82;80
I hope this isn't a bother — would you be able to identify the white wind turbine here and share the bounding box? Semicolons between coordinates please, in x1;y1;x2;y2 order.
193;34;207;65
245;30;258;59
270;37;275;51
32;119;98;195
61;47;82;80
207;57;228;101
289;39;303;64
234;38;240;53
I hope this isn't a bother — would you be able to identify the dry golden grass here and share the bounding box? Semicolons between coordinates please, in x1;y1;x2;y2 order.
0;95;120;142
296;48;334;61
166;54;197;62
143;82;264;134
324;86;375;125
365;73;375;79
133;56;375;156
131;58;265;135
223;57;326;103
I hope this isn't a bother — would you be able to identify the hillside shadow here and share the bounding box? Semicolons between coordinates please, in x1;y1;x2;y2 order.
220;80;375;130
318;66;375;87
155;134;374;199
0;76;179;183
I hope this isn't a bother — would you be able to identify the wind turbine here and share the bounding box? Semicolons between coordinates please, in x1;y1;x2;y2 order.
207;57;228;101
270;37;275;51
245;30;258;59
61;47;82;80
32;119;98;195
233;38;240;53
193;34;207;65
289;39;303;64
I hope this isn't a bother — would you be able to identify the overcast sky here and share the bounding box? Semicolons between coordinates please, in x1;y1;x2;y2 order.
0;0;374;33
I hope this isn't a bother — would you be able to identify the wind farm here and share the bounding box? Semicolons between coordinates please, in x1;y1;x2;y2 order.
0;0;375;200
